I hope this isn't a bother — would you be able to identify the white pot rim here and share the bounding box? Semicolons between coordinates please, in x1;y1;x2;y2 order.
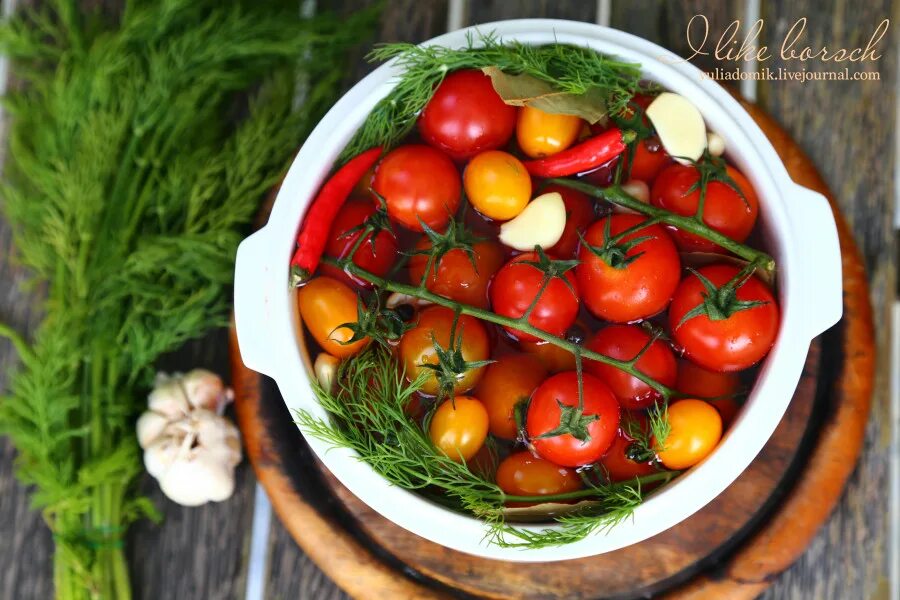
234;19;843;562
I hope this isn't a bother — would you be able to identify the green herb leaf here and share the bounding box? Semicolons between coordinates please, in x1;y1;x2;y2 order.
481;66;609;124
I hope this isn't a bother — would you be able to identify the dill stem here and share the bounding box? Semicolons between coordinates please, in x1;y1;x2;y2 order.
325;258;680;399
496;470;677;503
549;179;777;274
0;321;30;359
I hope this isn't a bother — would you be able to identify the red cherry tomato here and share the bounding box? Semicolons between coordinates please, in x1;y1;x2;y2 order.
668;264;779;372
677;360;742;426
651;163;759;251
418;70;517;161
319;199;399;288
408;238;505;309
542;183;595;258
373;145;461;232
585;325;677;410
576;214;681;323
496;451;582;504
627;138;672;183
490;252;579;342
599;426;658;482
526;372;620;467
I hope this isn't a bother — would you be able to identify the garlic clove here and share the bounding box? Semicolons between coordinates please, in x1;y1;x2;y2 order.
158;449;235;506
148;378;190;418
646;92;707;165
384;292;432;310
614;179;651;215
136;411;170;448
181;369;233;414
193;409;242;468
707;132;725;157
314;353;340;393
498;192;566;251
143;436;184;479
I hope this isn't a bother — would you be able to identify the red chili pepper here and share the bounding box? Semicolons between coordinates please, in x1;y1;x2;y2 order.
290;146;382;287
523;128;634;178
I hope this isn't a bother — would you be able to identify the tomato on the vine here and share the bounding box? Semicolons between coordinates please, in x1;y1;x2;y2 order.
651;163;759;251
542;183;595;258
496;451;581;502
319;198;399;288
373;144;461;232
408;238;505;309
490;252;580;342
599;425;657;482
475;354;548;439
296;276;368;358
418;70;517;161
676;360;742;426
464;150;532;221
526;372;620;467
585;325;677;410
655;399;722;470
668;264;779;372
398;306;490;396
429;396;489;462
576;214;681;323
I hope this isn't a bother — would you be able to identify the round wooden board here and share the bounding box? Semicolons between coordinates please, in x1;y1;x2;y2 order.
230;100;875;599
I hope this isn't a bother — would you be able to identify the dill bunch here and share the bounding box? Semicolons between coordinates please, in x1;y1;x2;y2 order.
0;1;374;598
340;32;644;161
298;346;673;550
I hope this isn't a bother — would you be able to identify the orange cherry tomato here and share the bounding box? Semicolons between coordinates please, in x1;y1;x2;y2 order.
655;399;722;470
676;360;742;426
516;105;582;158
398;306;490;396
429;396;489;462
519;339;578;373
496;451;581;502
408;237;505;309
296;276;367;358
475;354;548;439
463;150;532;220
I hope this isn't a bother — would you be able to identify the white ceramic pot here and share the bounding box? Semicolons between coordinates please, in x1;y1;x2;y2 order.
234;19;842;562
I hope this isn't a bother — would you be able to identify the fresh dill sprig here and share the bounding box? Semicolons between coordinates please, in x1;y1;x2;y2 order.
0;1;374;598
340;31;644;161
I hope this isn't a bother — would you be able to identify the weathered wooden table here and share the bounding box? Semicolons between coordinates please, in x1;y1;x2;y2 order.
1;1;896;598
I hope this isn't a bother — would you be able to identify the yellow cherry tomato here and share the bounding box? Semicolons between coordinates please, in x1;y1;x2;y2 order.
429;396;489;462
656;399;723;470
398;306;490;396
463;150;531;221
516;105;583;158
296;276;368;358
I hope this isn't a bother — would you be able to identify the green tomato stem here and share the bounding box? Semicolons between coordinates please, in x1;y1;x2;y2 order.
548;179;776;274
324;257;681;399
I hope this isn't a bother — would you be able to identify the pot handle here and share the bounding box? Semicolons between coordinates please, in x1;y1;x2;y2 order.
784;182;843;338
233;227;282;378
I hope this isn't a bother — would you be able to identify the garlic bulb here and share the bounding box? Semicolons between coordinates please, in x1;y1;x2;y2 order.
137;370;241;506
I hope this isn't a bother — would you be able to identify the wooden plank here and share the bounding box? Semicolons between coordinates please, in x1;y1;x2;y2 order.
126;332;257;600
264;524;350;600
610;0;745;74
754;1;897;598
467;0;597;23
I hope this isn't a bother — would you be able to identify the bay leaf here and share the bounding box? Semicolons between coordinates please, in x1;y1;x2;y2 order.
481;66;608;124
